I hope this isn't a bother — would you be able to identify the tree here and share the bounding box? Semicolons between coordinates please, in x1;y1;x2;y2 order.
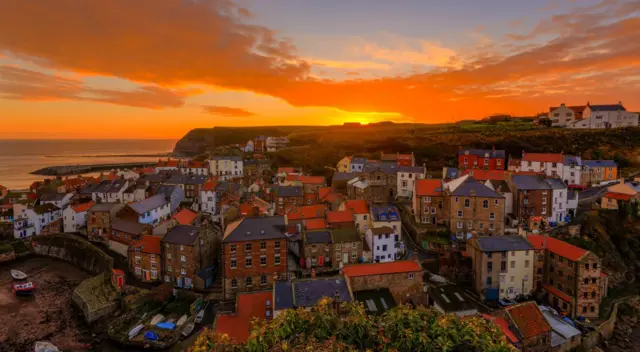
190;299;514;352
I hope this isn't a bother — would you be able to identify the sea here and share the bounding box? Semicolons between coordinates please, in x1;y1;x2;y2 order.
0;139;177;190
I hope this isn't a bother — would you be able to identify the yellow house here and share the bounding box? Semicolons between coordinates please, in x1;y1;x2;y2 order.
601;181;639;210
337;156;352;173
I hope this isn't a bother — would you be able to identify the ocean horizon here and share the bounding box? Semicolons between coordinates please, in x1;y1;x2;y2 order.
0;139;177;189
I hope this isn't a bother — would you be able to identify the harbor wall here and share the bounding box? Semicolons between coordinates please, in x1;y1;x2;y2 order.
29;234;113;274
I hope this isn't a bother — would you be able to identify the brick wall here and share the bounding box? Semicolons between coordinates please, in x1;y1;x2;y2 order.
514;189;551;218
448;195;505;236
303;242;332;268
129;251;161;282
332;241;362;269
347;272;423;303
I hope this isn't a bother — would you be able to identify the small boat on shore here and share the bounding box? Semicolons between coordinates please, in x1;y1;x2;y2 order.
181;322;195;337
11;270;27;280
34;341;59;352
13;281;35;296
176;314;187;327
128;324;144;339
150;314;164;325
194;309;205;324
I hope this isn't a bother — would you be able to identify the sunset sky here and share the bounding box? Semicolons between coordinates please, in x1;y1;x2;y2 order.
1;0;639;139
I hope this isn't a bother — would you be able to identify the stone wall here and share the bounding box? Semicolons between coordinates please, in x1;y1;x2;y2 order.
30;234;113;274
0;249;16;263
348;272;424;303
581;299;621;351
71;272;120;323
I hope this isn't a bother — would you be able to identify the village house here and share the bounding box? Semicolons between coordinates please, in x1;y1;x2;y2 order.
562;155;584;188
339;200;371;234
265;136;289;152
62;201;93;233
91;179;129;203
222;216;288;300
108;219;153;256
567;102;639;129
495;301;552;352
445;175;505;239
548;104;587;127
370;204;401;235
286;204;326;233
254;136;267;152
123;184;147;203
243;159;271;179
210;156;243;180
128;235;162;282
155;159;180;173
318;187;345;211
164;174;207;203
179;160;209;176
346;168;397;203
273;186;303;215
509;174;553;220
337;156;352;173
273;277;352;317
458;147;506;171
302;230;333;269
275;167;301;185
12;203;63;239
426;284;478;318
326;209;355;229
468;236;534;300
342;260;423;304
581;160;618;186
538;305;582;352
365;226;401;263
412;179;447;226
200;180;217;217
380;152;415;167
349;157;367;173
40;192;73;209
546;178;570;223
520;152;564;178
396;165;425;198
87;203;125;242
331;227;362;268
154;184;185;213
484;180;513;216
528;235;605;318
162;224;216;289
601;190;638;210
243;140;254;153
119;194;171;226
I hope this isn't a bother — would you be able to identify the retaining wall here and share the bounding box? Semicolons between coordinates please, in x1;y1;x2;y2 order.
30;234;113;274
71;272;120;323
581;300;622;351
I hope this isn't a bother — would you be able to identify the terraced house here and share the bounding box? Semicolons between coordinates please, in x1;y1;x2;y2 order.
118;194;171;226
162;224;216;290
210;156;243;180
457;147;506;171
222;216;288;300
412;179;446;226
273;186;303;215
129;235;162;282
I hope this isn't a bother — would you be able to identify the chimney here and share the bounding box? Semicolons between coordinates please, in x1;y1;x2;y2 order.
522;149;525;158
311;268;316;278
492;145;495;152
561;103;565;107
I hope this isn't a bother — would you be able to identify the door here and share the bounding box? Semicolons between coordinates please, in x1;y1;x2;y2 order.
343;252;349;263
177;277;183;288
184;277;192;289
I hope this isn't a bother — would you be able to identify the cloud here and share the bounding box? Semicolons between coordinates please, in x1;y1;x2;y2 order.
349;35;459;68
304;57;391;71
202;105;255;117
0;66;191;109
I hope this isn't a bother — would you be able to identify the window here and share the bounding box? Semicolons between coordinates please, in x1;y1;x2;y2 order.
180;255;186;262
487;252;492;259
167;265;173;272
351;252;357;259
484;158;489;166
260;275;267;286
275;254;281;265
490;212;495;220
593;263;598;269
590;306;595;313
510;261;515;269
486;277;492;285
246;276;253;287
584;278;589;284
135;256;141;265
455;197;459;203
482;200;489;209
464;199;470;208
245;243;252;252
260;255;267;266
431;207;436;214
363;215;368;220
457;221;463;229
463;158;468;165
245;257;252;267
585;263;590;270
230;244;236;253
525;260;530;268
583;306;587;313
180;267;186;275
467;221;473;229
487;262;493;272
167;252;172;259
489;223;494;230
457;210;463;218
260;241;266;250
274;241;281;250
479;223;484;229
500;261;506;271
592;278;597;284
230;259;236;269
424;196;431;203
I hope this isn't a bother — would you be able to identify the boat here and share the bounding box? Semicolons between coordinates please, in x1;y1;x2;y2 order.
181;322;195;337
11;270;27;280
143;331;159;341
194;309;205;324
34;341;59;352
176;314;188;327
128;324;144;339
156;322;176;330
150;314;164;325
13;281;35;296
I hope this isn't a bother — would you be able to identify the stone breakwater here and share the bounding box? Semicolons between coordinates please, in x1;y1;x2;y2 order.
30;161;156;176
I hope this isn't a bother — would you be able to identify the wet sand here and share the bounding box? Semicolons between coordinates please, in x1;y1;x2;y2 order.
0;257;92;352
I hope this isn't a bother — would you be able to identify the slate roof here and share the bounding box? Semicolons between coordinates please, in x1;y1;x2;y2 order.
107;179;128;193
397;166;425;174
211;156;243;161
353;288;397;315
275;186;303;197
33;203;59;214
111;219;148;234
332;172;356;182
223;216;287;243
331;228;360;243
138;174;168;183
154;184;179;199
449;178;503;198
165;174;208;185
89;203;122;212
363;162;397;175
458;149;506;158
162;225;200;245
130;194;167;214
304;230;333;244
546;178;567;190
428;284;477;314
475;236;533;252
370;205;400;222
511;175;552;190
540;307;581;348
444;167;459;179
590;104;625;111
563;155;582;166
351;157;367;165
40;193;68;202
582;160;617;168
274;277;351;311
506;302;551;340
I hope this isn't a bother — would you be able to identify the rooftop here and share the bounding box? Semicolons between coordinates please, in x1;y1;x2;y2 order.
111;219;148;234
211;155;243;161
129;235;162;255
342;260;422;277
305;218;327;230
353;288;397;315
415;179;443;197
130;194;167;214
582;160;617;168
506;301;551;340
458;148;506;158
327;210;354;223
215;291;272;343
428;284;477;314
343;200;369;214
539;306;581;347
522;153;564;163
162;225;200;246
604;192;634;201
223;216;287;243
461;169;506;181
511;174;552;190
274;186;303;197
449;177;503;198
89;202;122;212
304;230;333;244
527;235;588;262
71;201;94;213
274;277;351;311
475;236;533;252
590;103;626;111
286;204;326;221
173;208;198;225
370;205;400;222
331;227;360;243
33;203;59;214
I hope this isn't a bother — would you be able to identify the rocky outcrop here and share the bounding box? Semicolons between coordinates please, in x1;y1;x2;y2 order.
602;297;640;352
173;128;215;156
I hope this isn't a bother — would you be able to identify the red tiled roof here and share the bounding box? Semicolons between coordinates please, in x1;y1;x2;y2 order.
239;203;254;215
461;169;506;181
287;204;326;220
298;175;325;185
140;167;155;174
527;235;588;262
187;161;208;168
104;172;119;181
543;284;573;303
64;178;86;188
286;174;297;182
130;235;162;255
522;153;564;163
277;167;296;174
72;201;94;213
327;210;354;223
549;105;586;114
508;159;521;167
343;200;369;214
342;260;422;277
215;291;272;343
173;209;198;225
415;179;442;197
157;160;179;167
398;154;412;160
506;302;551;340
306;218;327;230
202;180;217;192
318;187;331;200
481;314;519;344
604;192;633;201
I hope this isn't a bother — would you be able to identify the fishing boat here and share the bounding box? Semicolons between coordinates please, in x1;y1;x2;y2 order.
181;322;195;337
34;341;59;352
13;281;35;296
150;314;164;325
11;270;27;280
194;309;205;324
176;314;188;327
128;324;144;339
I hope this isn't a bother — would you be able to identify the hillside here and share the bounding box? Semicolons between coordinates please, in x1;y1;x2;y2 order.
173;123;640;173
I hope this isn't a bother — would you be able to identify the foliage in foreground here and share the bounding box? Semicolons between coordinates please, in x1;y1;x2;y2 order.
190;299;514;352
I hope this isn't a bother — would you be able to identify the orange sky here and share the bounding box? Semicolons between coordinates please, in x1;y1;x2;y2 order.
1;0;639;139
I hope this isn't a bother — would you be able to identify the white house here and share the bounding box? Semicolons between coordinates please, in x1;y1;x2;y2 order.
562;155;583;188
396;166;425;198
200;180;217;217
13;203;62;239
365;226;402;263
116;169;141;181
520;152;564;178
244;140;254;153
370;205;402;237
209;156;243;180
266;137;289;152
484;180;513;216
129;194;171;226
548;104;588;127
567;102;639;129
154;159;179;173
123;184;147;203
40;192;73;209
546;178;569;224
63;202;93;233
91;179;129;203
